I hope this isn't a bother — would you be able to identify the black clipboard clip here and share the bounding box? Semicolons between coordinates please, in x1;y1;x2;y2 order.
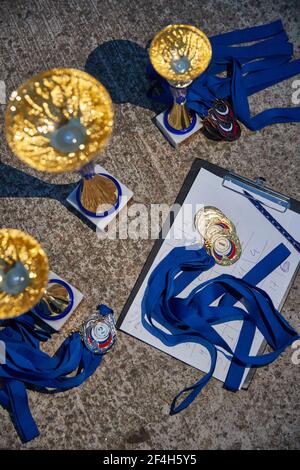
222;172;291;213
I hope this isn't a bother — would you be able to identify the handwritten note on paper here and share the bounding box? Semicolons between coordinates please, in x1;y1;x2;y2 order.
119;168;300;388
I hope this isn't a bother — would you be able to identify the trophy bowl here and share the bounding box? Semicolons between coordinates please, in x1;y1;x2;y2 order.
149;24;212;134
5;68;113;173
0;228;49;319
149;24;212;85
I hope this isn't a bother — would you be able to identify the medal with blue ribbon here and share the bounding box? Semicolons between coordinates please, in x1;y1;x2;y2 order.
0;304;117;443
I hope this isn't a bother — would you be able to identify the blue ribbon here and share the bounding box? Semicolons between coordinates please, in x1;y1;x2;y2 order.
148;20;300;131
141;243;299;414
0;306;112;442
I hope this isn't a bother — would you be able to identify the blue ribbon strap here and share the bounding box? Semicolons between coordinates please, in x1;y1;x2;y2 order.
0;309;107;442
141;244;299;414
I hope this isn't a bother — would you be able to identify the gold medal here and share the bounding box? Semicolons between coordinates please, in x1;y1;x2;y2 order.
205;223;229;240
208;230;242;266
194;206;235;238
194;206;242;265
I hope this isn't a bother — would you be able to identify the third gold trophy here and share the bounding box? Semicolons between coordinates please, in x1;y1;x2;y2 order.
149;24;212;147
0;227;81;323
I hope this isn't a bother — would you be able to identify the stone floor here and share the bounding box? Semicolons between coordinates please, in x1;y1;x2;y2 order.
0;0;299;450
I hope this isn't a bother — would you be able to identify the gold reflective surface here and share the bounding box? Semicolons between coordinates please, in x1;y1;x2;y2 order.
5;68;114;173
0;229;49;319
194;207;242;266
80;174;118;213
168;102;193;130
149;24;212;83
41;282;71;316
195;206;234;238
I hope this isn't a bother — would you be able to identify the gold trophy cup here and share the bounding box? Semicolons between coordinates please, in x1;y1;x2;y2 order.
5;68;117;217
0;228;74;320
149;24;212;141
0;228;49;319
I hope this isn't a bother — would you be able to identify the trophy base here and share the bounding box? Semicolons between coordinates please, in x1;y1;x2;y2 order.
67;164;133;231
32;271;83;331
154;110;203;148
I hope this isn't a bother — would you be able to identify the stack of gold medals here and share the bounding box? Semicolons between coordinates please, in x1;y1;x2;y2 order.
195;207;242;266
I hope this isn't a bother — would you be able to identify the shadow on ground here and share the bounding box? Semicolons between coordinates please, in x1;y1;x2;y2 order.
85;39;164;113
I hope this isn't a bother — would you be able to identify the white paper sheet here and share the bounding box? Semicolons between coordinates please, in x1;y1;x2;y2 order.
120;168;300;388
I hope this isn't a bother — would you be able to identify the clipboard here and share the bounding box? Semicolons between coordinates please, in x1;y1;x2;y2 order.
117;158;300;389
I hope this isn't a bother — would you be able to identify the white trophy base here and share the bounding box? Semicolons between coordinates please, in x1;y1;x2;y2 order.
32;271;83;331
67;164;133;231
155;111;203;148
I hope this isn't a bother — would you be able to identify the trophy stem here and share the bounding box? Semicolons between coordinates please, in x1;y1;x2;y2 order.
167;84;194;131
33;279;74;320
79;162;96;180
77;162;119;215
39;282;71;316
